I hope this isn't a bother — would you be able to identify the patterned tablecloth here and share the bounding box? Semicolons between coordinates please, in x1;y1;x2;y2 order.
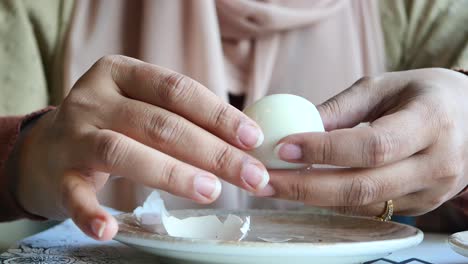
0;211;466;264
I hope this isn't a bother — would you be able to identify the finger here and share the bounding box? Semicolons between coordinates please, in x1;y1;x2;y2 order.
62;172;118;241
94;55;264;150
79;129;225;203
105;98;270;193
322;189;446;218
268;155;429;206
318;73;412;131
321;196;414;218
276;108;436;167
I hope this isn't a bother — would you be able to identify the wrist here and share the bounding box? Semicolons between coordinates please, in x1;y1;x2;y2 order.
6;107;55;220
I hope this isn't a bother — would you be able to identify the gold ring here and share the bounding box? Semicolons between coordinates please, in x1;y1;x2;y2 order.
374;200;394;222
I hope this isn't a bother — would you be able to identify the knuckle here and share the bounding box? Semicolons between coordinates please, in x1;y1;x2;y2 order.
436;176;459;193
61;90;95;114
320;96;343;118
354;76;375;91
96;54;125;66
435;158;462;181
288;182;313;202
209;144;234;172
148;113;186;146
63;89;85;106
157;72;197;105
95;55;125;73
158;161;179;190
211;103;235;130
439;120;456;139
364;131;396;167
437;110;456;133
413;96;454;135
340;176;379;206
318;134;333;163
319;76;377;120
94;131;128;169
425;195;446;210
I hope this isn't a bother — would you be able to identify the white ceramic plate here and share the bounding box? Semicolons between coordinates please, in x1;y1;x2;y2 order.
449;231;468;257
114;210;423;264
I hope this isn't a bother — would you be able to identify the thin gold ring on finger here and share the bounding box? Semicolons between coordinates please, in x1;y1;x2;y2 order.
374;200;394;222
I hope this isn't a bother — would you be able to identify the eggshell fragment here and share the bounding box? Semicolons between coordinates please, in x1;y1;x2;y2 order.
133;191;167;234
133;191;250;241
243;94;324;169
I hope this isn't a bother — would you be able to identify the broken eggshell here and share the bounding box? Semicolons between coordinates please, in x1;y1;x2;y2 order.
133;191;250;241
133;191;168;234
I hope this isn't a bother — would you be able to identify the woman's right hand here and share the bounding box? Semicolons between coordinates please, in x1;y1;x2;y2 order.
12;55;273;240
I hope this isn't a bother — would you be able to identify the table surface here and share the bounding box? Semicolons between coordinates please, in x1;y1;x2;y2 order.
1;214;466;264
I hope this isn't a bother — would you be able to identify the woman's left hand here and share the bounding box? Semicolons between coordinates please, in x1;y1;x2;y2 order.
269;68;468;217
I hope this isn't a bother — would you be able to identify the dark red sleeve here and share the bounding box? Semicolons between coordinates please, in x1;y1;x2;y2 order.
0;108;54;222
451;68;468;216
451;191;468;216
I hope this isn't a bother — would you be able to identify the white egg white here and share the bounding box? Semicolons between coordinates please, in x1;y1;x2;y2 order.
243;94;324;169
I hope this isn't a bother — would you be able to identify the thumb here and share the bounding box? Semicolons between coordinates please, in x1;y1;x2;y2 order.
62;171;118;241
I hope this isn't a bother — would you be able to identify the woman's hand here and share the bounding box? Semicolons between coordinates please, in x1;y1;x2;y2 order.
12;55;272;240
271;68;468;217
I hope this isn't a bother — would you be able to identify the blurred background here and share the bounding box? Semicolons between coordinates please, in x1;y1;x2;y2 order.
0;221;56;252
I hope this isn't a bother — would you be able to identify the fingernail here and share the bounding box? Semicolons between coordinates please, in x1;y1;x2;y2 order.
194;175;222;200
91;218;106;238
241;162;269;190
254;184;276;197
274;143;302;160
237;123;264;148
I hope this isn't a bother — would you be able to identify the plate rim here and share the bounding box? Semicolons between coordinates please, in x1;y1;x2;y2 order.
114;209;424;257
448;231;468;254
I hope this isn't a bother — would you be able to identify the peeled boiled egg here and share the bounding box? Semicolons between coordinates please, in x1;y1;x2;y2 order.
243;94;324;169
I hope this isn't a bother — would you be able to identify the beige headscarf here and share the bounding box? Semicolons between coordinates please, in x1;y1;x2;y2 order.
64;0;385;211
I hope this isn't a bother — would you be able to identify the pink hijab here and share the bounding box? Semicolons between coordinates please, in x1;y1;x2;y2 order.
64;0;385;211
